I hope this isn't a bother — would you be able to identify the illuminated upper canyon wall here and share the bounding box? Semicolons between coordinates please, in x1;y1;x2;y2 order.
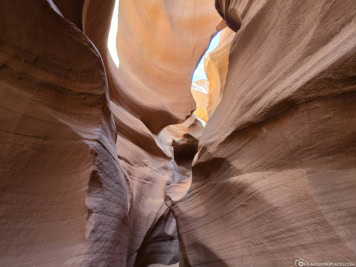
82;1;221;265
191;27;235;123
84;0;222;134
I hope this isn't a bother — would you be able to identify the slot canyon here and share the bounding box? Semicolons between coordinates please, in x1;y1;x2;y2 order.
0;0;356;266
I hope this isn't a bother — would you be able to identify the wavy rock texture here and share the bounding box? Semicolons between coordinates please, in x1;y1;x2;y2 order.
0;0;129;266
84;0;221;134
171;0;356;266
0;0;219;266
82;1;220;266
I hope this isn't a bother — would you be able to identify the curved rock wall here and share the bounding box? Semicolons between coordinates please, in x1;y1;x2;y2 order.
171;0;356;266
0;0;129;266
82;1;220;266
0;0;220;266
84;0;221;134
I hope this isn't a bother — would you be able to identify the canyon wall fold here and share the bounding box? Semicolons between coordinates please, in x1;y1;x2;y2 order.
0;0;130;266
81;0;220;265
1;0;220;266
86;0;222;134
171;0;356;266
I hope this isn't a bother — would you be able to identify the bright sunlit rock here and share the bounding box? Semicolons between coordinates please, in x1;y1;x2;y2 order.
191;32;221;123
108;0;120;67
192;32;221;84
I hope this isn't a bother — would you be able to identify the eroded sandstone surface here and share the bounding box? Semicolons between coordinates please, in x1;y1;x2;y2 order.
171;0;356;266
0;0;218;266
0;0;355;267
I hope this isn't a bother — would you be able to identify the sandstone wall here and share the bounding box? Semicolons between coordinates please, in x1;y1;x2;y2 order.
0;1;129;266
171;0;356;266
0;0;220;266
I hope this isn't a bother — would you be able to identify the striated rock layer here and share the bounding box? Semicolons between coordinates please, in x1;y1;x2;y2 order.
0;0;128;266
170;0;356;266
82;0;220;266
0;0;219;266
84;0;221;134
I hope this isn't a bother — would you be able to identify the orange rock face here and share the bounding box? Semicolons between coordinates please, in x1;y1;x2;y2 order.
192;80;210;122
1;0;356;266
82;1;220;266
205;27;235;117
85;0;221;134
